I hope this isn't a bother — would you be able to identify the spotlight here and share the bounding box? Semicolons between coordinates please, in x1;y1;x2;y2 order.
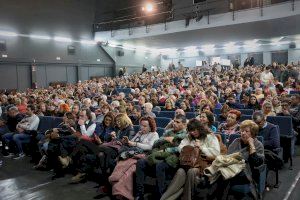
142;3;154;12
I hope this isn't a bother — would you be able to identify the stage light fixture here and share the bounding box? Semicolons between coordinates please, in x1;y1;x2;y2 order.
142;3;154;12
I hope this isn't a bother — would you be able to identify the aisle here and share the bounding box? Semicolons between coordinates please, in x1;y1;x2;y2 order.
0;156;97;200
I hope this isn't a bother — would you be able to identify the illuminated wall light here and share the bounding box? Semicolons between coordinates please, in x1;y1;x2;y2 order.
56;57;61;60
2;54;8;58
29;34;51;40
97;59;101;62
0;31;18;37
54;36;72;43
142;3;154;12
80;40;97;45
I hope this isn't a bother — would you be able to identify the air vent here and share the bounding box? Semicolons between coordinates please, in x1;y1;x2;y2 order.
67;45;76;55
0;41;6;52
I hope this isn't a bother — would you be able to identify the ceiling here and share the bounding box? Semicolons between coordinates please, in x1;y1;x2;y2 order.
118;15;300;49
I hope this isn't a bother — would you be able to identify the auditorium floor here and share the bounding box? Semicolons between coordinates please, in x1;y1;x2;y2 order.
1;155;300;200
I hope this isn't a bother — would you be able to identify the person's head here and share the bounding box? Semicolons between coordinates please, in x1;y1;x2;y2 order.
83;98;92;107
101;103;111;114
227;94;236;104
199;111;215;127
252;111;266;129
26;104;36;116
240;120;259;143
180;101;188;111
262;101;273;114
79;108;92;122
172;114;187;132
221;104;231;117
8;106;19;117
187;118;211;140
249;95;258;105
72;103;80;115
291;95;300;106
226;109;241;126
175;109;185;117
200;104;212;113
281;101;290;111
115;113;132;129
63;112;75;123
103;112;115;127
143;102;153;113
138;96;146;106
165;98;174;109
139;116;157;134
111;100;120;109
272;96;280;107
38;102;47;112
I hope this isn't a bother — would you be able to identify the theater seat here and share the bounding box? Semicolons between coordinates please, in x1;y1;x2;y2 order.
155;117;172;128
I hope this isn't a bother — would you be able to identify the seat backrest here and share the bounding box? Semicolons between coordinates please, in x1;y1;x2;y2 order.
38;116;55;133
155;117;172;128
257;136;264;145
52;117;63;128
228;134;240;146
213;108;221;115
239;115;252;122
239;109;254;116
186;112;196;119
133;125;140;133
156;127;165;137
157;111;175;119
266;116;293;137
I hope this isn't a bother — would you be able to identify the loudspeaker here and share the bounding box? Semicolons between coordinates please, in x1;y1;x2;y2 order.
117;50;124;56
289;42;296;49
0;41;6;52
68;45;76;55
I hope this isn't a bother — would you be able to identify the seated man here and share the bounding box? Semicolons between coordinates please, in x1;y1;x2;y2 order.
2;105;40;159
1;106;24;155
252;111;280;152
135;114;188;199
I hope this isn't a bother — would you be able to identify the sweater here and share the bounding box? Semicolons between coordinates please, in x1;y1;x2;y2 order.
178;134;220;158
258;122;280;151
131;131;159;151
18;114;40;131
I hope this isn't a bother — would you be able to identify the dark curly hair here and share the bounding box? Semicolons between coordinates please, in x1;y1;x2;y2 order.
139;116;157;132
201;111;215;127
187;118;211;140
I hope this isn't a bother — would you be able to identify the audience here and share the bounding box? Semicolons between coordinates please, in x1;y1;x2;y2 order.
0;62;299;199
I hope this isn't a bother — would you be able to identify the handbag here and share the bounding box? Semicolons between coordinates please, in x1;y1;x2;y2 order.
179;145;214;175
179;145;201;169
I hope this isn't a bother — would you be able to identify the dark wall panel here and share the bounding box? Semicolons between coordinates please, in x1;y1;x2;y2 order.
67;66;78;84
78;66;89;81
89;66;105;78
0;65;18;89
17;65;31;91
36;65;47;88
45;65;67;85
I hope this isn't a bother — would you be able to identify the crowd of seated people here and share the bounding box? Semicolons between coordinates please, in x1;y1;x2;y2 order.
0;62;299;200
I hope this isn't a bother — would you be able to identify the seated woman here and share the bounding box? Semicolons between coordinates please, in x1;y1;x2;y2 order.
246;95;261;110
217;103;231;123
95;112;115;142
180;101;192;112
60;113;135;183
161;98;176;111
162;119;220;200
218;109;241;136
107;117;159;200
197;110;217;133
220;120;264;199
262;101;276;117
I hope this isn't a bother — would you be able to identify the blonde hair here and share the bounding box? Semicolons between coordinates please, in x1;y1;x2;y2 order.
240;120;259;137
115;113;133;129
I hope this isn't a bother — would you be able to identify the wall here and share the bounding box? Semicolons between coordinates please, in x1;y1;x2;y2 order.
161;44;300;68
102;46;161;74
0;0;115;90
